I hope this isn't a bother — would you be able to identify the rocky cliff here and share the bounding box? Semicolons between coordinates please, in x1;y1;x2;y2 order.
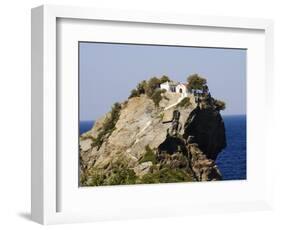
79;91;226;186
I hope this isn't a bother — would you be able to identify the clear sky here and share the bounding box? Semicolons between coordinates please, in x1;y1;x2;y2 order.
79;42;246;121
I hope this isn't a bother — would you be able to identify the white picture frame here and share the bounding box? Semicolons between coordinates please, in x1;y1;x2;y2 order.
31;5;274;225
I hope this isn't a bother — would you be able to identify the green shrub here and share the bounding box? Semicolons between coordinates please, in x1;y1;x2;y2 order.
138;171;161;184
157;113;165;121
177;97;191;108
129;89;140;98
80;173;87;185
145;77;161;97
84;170;106;186
83;165;193;186
128;76;170;106
105;168;137;185
187;74;207;92
136;80;147;94
160;75;170;83
82;158;137;186
139;167;192;184
139;145;157;164
158;167;192;183
151;89;163;107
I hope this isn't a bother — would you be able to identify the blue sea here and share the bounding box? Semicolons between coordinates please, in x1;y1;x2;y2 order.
79;114;246;180
216;115;246;180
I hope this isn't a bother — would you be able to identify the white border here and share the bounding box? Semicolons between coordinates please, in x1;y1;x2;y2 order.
31;5;274;225
57;18;264;214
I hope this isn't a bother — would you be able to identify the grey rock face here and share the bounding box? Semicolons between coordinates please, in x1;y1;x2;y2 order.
79;91;226;185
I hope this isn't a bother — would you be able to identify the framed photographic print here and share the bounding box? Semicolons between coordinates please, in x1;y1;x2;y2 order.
31;5;274;225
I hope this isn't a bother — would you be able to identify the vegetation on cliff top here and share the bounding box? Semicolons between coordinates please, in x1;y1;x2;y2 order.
129;75;170;106
186;74;207;92
186;74;226;111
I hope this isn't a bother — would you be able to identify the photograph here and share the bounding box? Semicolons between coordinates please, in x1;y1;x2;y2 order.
78;42;247;186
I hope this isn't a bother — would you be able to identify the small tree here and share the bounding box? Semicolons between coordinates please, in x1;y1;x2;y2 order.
129;89;139;98
187;74;207;92
145;77;161;97
160;75;170;83
128;81;146;98
151;89;163;107
128;76;169;102
136;80;147;94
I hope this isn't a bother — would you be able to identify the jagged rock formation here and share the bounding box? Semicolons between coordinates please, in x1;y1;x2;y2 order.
183;106;226;160
79;91;226;186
